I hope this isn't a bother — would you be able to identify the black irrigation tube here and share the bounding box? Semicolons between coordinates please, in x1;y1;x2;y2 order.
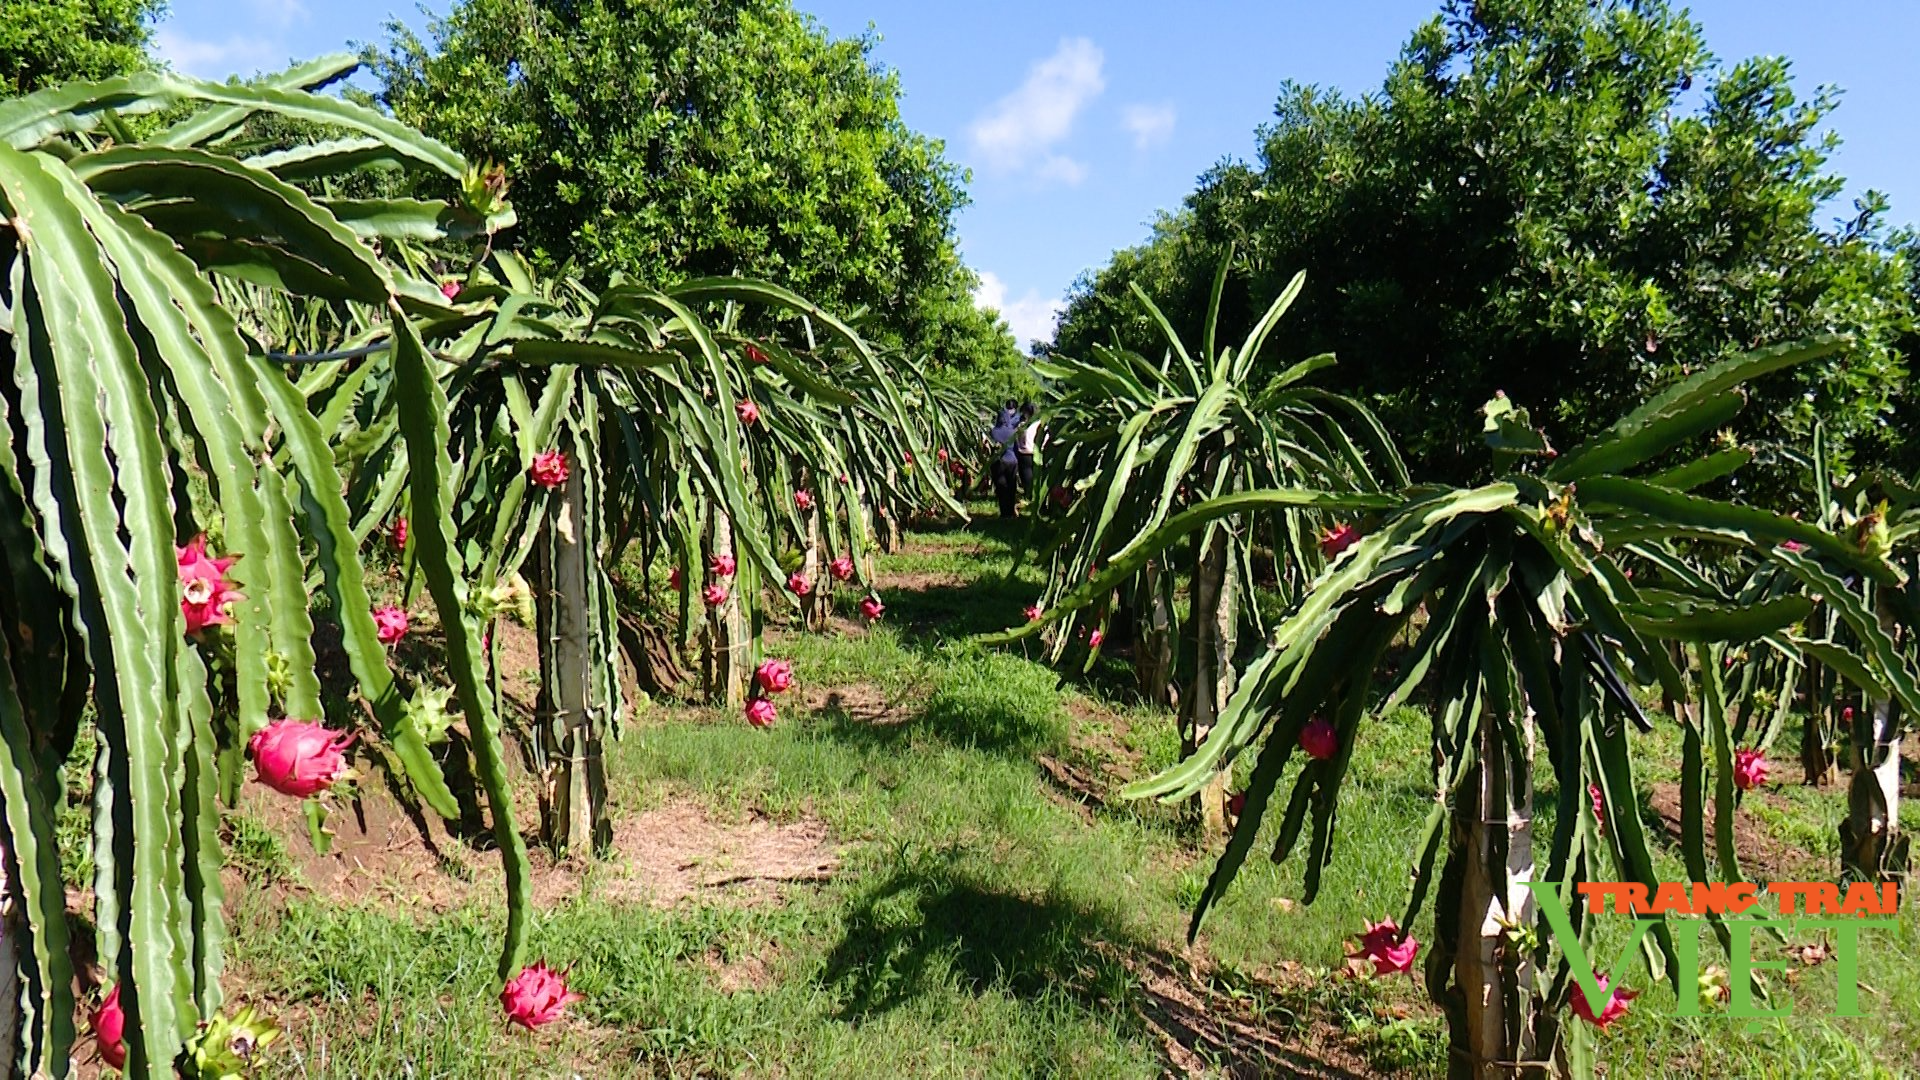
260;341;393;364
258;341;551;378
1581;630;1655;734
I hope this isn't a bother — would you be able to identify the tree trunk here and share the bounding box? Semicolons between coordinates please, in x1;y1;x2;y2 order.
702;510;749;707
1841;696;1908;882
618;613;685;696
0;839;17;1080
1800;661;1840;786
537;456;605;856
853;477;879;582
1135;558;1176;709
801;507;828;632
1840;600;1908;882
1662;641;1695;726
873;464;904;555
1451;709;1539;1079
1179;526;1235;835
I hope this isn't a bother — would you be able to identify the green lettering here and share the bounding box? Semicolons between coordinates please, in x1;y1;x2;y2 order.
1526;882;1659;1015
1795;920;1895;1016
1727;919;1791;1024
1671;919;1704;1017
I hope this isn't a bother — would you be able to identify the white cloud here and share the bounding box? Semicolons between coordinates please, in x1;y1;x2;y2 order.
968;38;1105;184
154;28;284;79
1035;155;1088;186
248;0;310;29
1121;103;1177;150
976;271;1065;352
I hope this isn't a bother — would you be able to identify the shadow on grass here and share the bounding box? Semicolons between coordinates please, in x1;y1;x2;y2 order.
890;517;1162;713
879;575;1041;645
822;853;1369;1079
907;509;1038;549
822;856;1135;1017
810;684;1065;759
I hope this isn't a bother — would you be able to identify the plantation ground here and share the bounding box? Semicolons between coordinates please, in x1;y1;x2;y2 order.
163;512;1919;1077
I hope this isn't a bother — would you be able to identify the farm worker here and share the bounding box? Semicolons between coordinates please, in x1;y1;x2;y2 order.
988;403;1023;519
1016;401;1041;495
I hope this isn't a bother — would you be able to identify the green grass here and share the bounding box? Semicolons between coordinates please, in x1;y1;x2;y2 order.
224;813;298;884
224;508;1920;1077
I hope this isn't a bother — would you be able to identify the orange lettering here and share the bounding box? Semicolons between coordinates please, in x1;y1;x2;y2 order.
1692;881;1738;915
1577;882;1612;914
1807;883;1841;915
1838;882;1879;916
1725;882;1759;914
1621;883;1650;914
1651;882;1691;915
1769;882;1809;915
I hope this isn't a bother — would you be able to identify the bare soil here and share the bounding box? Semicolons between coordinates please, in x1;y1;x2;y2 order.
233;783;838;916
1126;950;1381;1079
1645;781;1823;881
491;617;544;715
1063;697;1145;773
1036;754;1109;822
594;804;840;908
702;944;779;993
803;681;907;725
884;568;972;592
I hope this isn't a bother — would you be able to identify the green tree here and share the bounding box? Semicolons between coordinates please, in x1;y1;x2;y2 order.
2;0;162;95
1048;209;1218;364
1054;0;1913;487
369;0;1020;387
1006;334;1916;1077
903;271;1037;402
1873;230;1920;479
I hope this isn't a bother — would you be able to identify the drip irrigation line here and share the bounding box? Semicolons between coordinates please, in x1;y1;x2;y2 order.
260;341;392;364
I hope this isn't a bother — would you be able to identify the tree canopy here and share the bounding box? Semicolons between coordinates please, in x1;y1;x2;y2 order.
1052;0;1914;486
370;0;1025;388
2;0;162;95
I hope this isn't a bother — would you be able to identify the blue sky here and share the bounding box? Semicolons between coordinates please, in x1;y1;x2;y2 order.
154;1;1920;349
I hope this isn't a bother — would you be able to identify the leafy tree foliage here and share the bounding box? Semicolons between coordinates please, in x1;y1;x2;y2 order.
2;0;162;95
1875;230;1920;479
903;276;1038;402
370;0;1023;387
1053;0;1913;486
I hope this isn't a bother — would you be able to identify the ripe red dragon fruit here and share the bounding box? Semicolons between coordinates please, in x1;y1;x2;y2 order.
755;659;794;694
177;535;243;635
1568;971;1636;1029
500;961;583;1030
249;719;354;798
372;605;409;644
1319;522;1360;559
93;985;127;1069
1732;748;1769;791
1298;717;1339;761
529;450;569;490
1348;918;1419;976
745;697;778;727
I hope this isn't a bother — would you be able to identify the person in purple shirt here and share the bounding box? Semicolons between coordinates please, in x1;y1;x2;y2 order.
987;400;1022;519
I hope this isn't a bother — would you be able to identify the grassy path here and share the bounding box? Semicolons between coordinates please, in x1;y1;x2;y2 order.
217;512;1917;1078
